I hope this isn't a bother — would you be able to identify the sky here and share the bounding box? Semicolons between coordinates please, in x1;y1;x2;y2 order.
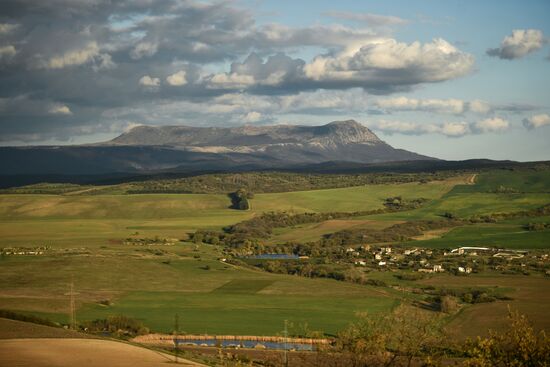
0;0;549;161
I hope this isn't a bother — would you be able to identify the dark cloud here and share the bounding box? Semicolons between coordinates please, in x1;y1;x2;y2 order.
0;0;475;143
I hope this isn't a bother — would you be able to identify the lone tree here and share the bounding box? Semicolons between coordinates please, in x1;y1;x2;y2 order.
229;188;252;210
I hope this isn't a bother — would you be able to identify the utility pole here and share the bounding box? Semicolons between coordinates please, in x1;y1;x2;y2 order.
173;313;179;364
66;277;78;330
283;319;289;367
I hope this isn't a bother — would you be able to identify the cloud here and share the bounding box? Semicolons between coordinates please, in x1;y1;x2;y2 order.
0;23;19;35
130;42;158;60
370;117;509;137
472;117;509;133
166;70;188;86
487;29;545;60
468;100;491;114
0;45;17;61
32;41;115;70
371;120;470;137
242;111;263;123
303;38;474;92
374;97;533;116
523;114;550;130
375;97;465;114
324;11;408;27
139;75;160;88
0;0;482;143
48;104;72;115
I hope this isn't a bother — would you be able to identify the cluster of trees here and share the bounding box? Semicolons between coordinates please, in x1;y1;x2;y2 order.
323;307;550;367
80;315;149;337
424;287;512;305
118;171;458;194
491;185;520;194
191;198;432;249
525;222;550;231
383;196;429;210
0;309;59;328
320;219;464;248
228;188;252;210
467;203;550;223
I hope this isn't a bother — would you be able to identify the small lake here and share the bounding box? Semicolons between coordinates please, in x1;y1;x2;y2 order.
176;339;314;350
245;254;299;260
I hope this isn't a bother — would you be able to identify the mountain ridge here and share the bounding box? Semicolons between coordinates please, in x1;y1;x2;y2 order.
0;120;434;176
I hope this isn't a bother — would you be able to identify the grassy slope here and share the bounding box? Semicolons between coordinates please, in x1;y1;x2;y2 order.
0;242;398;335
0;170;548;336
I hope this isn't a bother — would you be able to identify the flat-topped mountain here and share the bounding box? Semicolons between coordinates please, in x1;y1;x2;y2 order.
104;120;430;164
109;120;382;148
0;120;433;176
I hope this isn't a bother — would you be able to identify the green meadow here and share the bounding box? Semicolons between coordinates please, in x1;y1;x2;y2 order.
0;169;549;336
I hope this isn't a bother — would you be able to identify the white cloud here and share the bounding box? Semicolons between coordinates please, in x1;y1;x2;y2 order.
303;38;474;88
473;117;509;133
0;23;19;35
523;114;550;130
0;45;17;61
370;120;471;137
166;70;187;86
130;42;158;60
370;117;510;137
242;111;263;123
48;104;72;115
139;75;160;88
468;100;491;114
34;42;115;71
374;97;510;116
324;12;408;27
375;97;465;114
487;29;545;60
440;122;471;137
208;73;255;89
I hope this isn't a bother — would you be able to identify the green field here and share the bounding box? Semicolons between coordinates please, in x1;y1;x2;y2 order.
0;169;549;337
0;247;398;335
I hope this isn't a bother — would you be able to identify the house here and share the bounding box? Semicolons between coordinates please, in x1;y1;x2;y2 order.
346;247;355;253
378;261;386;266
355;260;367;266
493;252;524;259
433;264;444;273
418;268;434;273
375;253;382;260
458;266;472;274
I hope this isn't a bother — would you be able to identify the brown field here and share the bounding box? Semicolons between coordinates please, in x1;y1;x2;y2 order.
0;338;205;367
418;275;550;339
0;318;88;339
411;228;454;241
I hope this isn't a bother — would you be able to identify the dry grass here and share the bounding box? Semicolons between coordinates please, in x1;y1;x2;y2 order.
0;338;205;367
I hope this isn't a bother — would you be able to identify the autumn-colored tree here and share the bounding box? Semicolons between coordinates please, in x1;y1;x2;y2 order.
463;308;550;367
333;305;446;367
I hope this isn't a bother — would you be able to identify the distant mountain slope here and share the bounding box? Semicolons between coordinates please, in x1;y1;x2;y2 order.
0;120;432;176
106;120;432;164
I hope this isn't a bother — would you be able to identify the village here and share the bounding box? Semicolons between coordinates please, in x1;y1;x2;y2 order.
343;244;549;276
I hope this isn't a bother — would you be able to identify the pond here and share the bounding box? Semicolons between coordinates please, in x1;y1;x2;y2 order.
245;254;299;260
175;339;315;350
